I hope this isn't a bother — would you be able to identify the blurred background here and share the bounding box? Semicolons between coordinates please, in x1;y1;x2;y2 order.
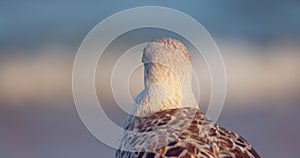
1;1;300;157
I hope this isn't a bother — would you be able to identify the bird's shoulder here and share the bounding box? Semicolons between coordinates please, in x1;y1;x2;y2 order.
117;107;260;158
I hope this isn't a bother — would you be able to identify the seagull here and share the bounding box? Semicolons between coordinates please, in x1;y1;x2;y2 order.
116;38;260;158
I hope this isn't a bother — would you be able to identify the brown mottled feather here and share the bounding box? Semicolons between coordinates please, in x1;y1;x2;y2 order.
116;108;260;158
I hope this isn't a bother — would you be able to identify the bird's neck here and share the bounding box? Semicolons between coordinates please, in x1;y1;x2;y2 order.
133;64;198;117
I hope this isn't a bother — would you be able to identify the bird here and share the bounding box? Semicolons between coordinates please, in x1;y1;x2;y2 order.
116;38;260;158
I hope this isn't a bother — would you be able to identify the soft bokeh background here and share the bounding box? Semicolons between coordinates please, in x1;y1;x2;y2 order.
1;1;300;157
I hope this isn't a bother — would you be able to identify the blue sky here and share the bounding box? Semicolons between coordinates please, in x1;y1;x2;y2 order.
1;0;300;49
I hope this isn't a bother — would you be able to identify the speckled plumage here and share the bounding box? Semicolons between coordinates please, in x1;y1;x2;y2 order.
116;38;260;158
116;108;260;158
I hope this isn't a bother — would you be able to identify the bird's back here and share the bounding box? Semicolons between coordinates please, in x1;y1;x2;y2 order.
116;107;260;158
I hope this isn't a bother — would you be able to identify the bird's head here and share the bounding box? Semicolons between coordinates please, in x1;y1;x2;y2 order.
142;38;192;63
142;38;193;85
134;38;197;115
